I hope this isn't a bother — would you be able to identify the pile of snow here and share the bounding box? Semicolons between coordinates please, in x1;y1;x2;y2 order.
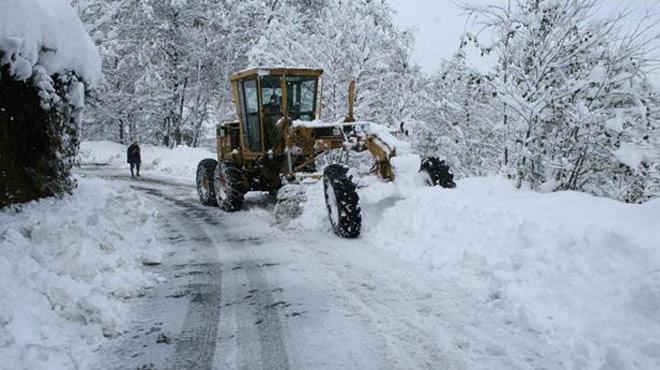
615;142;652;169
291;120;412;156
0;177;162;370
352;121;412;155
80;141;216;181
0;0;101;84
291;176;660;368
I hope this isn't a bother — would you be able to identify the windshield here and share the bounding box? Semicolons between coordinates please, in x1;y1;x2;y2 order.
259;75;318;121
285;76;318;121
260;76;283;150
261;76;283;116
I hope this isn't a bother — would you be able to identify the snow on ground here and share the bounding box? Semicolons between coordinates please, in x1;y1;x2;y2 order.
79;141;215;182
0;0;101;84
0;177;162;370
46;140;660;368
292;174;660;368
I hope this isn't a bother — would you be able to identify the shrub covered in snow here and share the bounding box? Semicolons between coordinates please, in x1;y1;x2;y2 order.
0;0;101;84
0;0;101;207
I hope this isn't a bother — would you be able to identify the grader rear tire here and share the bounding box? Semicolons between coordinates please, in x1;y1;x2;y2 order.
196;158;218;206
214;160;245;212
323;164;362;238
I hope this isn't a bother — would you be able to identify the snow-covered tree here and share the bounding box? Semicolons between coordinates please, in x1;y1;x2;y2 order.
1;0;101;207
465;0;660;202
411;41;502;177
72;0;151;144
74;0;419;147
249;0;416;126
75;0;285;147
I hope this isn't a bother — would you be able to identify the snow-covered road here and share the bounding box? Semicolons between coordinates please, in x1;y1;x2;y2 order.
84;165;448;369
82;164;567;370
2;147;658;370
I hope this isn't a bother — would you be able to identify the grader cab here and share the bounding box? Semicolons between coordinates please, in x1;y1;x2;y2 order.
196;68;455;238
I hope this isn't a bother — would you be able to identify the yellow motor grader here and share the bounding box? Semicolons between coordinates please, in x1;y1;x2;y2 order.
196;68;455;238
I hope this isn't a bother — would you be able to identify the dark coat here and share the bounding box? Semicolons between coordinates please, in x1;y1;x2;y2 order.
127;144;141;164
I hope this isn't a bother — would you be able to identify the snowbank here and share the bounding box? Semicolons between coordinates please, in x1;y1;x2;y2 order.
0;177;162;370
80;141;216;181
292;176;660;368
0;0;101;85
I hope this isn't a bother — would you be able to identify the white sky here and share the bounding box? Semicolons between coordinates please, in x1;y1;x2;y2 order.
388;0;660;78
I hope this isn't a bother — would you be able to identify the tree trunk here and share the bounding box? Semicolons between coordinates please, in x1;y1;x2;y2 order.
118;118;125;144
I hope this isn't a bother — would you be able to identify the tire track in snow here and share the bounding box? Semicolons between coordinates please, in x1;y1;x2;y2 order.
223;251;291;370
133;184;290;370
83;166;291;369
133;186;224;370
91;180;223;370
245;264;290;370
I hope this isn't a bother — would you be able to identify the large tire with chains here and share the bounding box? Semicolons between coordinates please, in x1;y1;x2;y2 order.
420;157;456;188
196;158;218;206
323;164;362;238
214;160;246;212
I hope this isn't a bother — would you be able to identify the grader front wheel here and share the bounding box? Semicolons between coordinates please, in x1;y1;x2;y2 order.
420;157;456;189
323;164;362;238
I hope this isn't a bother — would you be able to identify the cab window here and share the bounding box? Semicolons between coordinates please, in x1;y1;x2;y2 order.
261;76;283;114
286;76;317;121
261;76;284;150
239;79;262;152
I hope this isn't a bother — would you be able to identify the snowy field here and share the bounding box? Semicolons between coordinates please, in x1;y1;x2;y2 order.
294;176;660;368
1;141;659;369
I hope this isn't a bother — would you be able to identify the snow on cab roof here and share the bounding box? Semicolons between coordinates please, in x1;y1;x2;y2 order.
231;67;323;81
0;0;102;86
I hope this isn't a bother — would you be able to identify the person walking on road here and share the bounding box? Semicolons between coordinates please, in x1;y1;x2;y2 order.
127;141;141;178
